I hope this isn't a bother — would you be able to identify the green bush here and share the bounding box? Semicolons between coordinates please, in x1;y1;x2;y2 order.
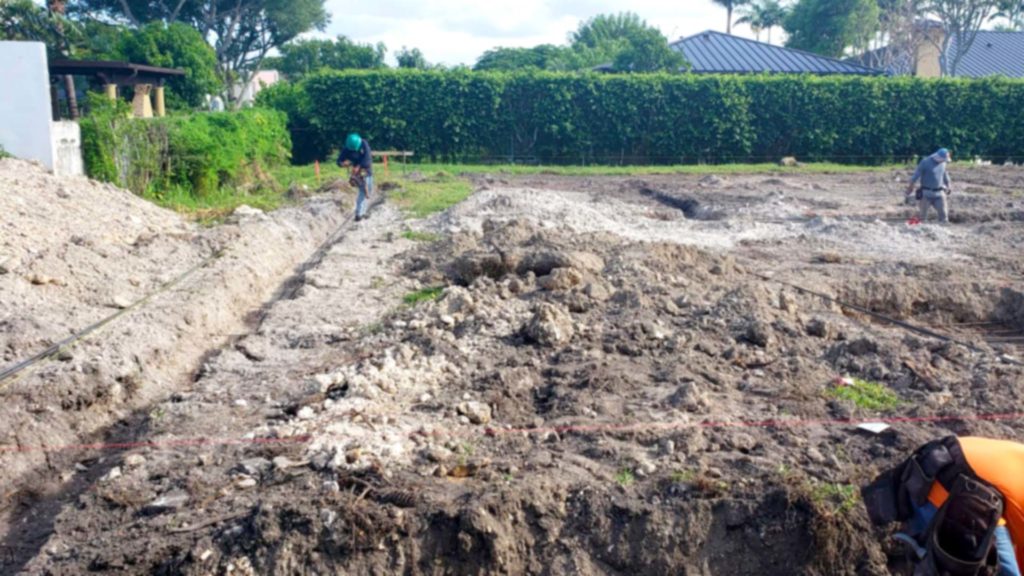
81;93;290;197
260;70;1024;165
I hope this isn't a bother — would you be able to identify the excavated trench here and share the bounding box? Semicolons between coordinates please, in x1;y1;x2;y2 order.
0;194;348;572
837;277;1024;358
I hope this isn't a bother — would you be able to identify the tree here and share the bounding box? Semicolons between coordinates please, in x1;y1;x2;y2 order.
711;0;751;34
473;45;570;71
569;12;686;72
869;0;924;74
924;0;1001;75
67;0;329;107
395;46;428;69
996;0;1024;27
612;26;688;72
114;22;221;109
1;0;66;46
785;0;881;57
736;0;789;43
267;36;386;78
736;7;766;40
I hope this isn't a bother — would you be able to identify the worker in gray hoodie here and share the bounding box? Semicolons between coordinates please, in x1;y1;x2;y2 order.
906;148;953;224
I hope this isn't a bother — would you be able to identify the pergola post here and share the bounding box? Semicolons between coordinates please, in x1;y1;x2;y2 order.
104;83;117;101
154;85;166;117
132;84;153;118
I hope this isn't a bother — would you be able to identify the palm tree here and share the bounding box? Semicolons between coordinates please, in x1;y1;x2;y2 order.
711;0;751;35
760;0;789;44
735;6;766;40
735;0;789;44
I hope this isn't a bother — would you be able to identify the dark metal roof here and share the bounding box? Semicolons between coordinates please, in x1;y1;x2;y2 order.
49;59;185;85
949;32;1024;78
671;30;883;75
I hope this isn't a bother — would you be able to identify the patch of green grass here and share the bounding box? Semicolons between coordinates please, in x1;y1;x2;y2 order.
0;145;10;159
615;468;636;487
829;378;902;411
810;482;861;516
389;176;473;218
401;229;442;243
272;164;474;218
141;184;285;225
271;163;325;191
403;286;445;306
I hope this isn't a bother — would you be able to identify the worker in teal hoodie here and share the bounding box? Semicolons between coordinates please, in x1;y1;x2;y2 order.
337;133;373;221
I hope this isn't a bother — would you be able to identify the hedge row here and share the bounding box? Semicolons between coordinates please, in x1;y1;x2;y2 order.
81;96;291;196
257;70;1024;164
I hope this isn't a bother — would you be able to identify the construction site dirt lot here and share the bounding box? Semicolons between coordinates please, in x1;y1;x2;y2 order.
2;159;1024;575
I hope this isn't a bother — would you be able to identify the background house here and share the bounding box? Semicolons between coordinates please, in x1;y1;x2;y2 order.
670;30;883;75
850;23;1024;78
233;70;281;107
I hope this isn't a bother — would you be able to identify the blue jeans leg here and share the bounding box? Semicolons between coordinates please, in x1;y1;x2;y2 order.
996;526;1021;576
914;504;1020;576
356;175;373;218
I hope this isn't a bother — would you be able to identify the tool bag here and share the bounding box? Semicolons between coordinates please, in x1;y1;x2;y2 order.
862;436;1005;576
349;172;366;189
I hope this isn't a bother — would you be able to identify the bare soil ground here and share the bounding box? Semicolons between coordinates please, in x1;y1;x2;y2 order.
3;162;1024;575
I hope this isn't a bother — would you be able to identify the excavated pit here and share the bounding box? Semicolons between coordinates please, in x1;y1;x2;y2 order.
6;167;1024;575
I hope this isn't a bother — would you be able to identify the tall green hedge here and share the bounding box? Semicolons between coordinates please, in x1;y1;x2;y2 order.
259;70;1024;165
80;95;291;197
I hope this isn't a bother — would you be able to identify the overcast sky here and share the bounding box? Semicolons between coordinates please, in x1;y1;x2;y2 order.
320;1;761;67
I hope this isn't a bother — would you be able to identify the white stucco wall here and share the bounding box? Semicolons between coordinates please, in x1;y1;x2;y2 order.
0;42;55;170
52;121;84;177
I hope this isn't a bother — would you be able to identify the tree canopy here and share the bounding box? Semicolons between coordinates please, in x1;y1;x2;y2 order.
710;0;751;34
471;12;685;73
474;45;570;71
735;0;789;43
266;36;386;79
784;0;881;57
395;46;429;69
67;0;329;106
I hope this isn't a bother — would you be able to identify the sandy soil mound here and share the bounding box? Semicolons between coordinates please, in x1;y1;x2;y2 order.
0;158;202;359
0;160;346;528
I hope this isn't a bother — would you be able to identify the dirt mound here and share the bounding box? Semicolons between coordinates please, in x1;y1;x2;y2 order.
0;160;346;534
0;158;201;358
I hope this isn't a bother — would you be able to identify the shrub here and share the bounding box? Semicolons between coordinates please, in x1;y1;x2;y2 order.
260;70;1024;165
81;93;290;197
255;81;329;164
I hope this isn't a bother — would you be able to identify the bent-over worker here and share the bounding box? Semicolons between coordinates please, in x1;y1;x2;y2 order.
337;133;373;222
862;436;1024;576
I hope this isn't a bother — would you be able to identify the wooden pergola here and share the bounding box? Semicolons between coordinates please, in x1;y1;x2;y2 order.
49;60;186;118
